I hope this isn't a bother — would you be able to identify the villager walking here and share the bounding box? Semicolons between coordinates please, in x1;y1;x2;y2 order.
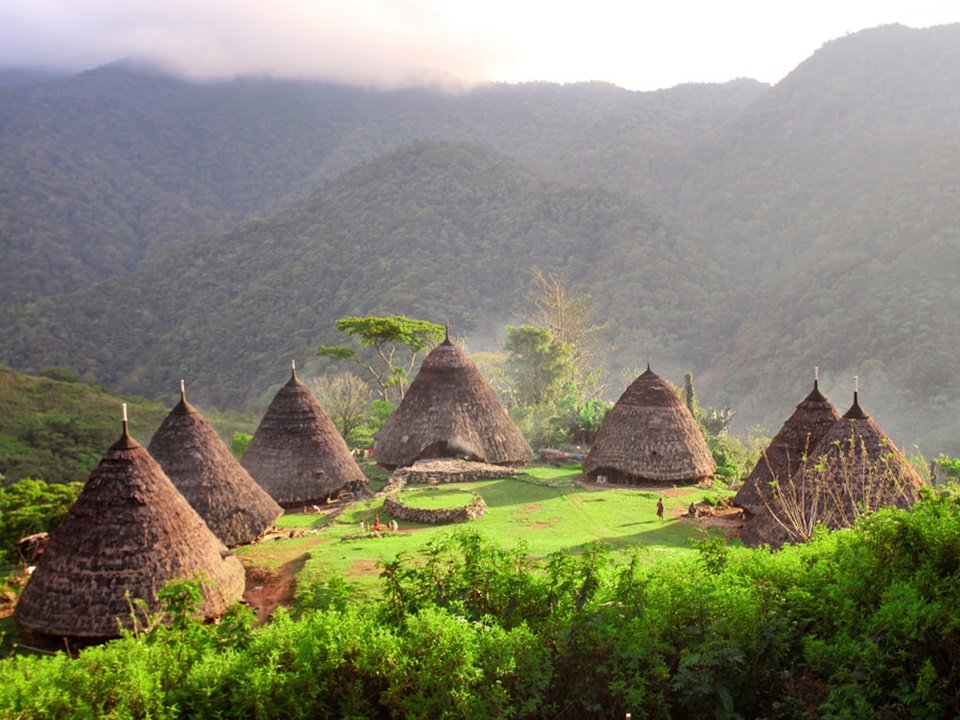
656;497;664;521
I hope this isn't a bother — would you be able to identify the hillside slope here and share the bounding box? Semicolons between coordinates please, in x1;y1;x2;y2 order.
1;24;959;453
0;64;763;304
0;142;710;411
674;24;960;450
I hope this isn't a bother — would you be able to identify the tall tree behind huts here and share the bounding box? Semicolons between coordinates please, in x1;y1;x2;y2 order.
525;268;608;394
318;316;445;403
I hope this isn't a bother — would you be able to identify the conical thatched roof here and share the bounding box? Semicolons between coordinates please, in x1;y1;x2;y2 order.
373;337;532;469
242;366;367;507
736;378;840;547
747;390;925;548
147;385;282;547
15;423;245;639
583;366;715;484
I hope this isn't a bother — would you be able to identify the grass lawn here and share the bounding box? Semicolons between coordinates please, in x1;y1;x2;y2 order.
234;463;736;602
400;486;479;509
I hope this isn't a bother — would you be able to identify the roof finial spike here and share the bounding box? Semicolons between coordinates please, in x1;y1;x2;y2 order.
445;322;449;343
180;378;186;402
646;357;651;372
122;402;129;436
291;358;297;380
814;366;819;390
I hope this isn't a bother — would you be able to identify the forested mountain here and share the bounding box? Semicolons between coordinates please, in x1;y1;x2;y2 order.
675;24;960;452
0;62;762;303
1;24;959;453
0;142;710;410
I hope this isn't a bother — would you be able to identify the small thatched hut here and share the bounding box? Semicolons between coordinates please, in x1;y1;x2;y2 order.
15;420;245;639
751;385;925;547
583;365;715;485
373;336;532;469
148;383;282;547
736;375;840;548
242;365;366;507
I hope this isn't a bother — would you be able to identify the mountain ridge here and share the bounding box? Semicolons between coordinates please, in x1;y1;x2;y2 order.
1;24;959;454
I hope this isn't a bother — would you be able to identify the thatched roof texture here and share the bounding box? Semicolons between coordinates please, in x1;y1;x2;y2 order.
583;366;715;484
147;385;282;547
15;424;245;638
374;338;532;469
242;367;366;507
736;378;840;548
747;390;924;548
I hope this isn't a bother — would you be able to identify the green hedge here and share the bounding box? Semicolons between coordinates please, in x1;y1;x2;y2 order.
4;489;960;718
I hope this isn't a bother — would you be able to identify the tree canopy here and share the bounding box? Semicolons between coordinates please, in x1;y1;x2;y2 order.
318;316;445;402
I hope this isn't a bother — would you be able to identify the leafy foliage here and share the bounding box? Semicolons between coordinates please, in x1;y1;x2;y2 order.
503;325;575;407
0;365;256;484
318;315;444;402
8;494;960;716
0;478;81;565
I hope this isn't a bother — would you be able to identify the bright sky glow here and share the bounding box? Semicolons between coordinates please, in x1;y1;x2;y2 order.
1;0;958;90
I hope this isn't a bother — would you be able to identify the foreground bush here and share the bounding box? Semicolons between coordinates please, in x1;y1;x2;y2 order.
4;490;960;718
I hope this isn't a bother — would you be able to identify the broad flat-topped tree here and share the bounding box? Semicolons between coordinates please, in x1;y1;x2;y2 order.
318;316;445;403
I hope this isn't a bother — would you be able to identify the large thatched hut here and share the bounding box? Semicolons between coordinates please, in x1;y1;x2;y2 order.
15;419;245;639
583;365;715;485
750;385;925;547
147;383;282;547
242;365;366;507
373;336;532;469
736;375;841;548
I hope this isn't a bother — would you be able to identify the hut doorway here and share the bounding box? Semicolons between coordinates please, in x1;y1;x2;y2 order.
418;440;483;464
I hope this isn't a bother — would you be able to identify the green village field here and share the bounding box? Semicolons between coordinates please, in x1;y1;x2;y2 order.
235;463;737;604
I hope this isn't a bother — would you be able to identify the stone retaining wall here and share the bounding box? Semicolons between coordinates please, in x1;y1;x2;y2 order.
383;493;487;525
393;458;521;485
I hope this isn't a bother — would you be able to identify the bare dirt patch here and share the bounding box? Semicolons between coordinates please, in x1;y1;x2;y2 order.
243;553;307;624
577;480;694;497
347;558;381;578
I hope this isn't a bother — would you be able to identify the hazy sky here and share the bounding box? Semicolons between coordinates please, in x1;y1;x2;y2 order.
3;1;959;90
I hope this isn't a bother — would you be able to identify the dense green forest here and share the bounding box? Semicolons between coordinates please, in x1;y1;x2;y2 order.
1;24;958;453
4;493;960;718
0;366;255;485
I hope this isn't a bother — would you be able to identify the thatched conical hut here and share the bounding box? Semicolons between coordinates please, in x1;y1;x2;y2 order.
752;384;925;547
242;364;366;507
373;336;532;469
147;382;282;547
15;419;245;639
583;365;715;485
736;374;840;547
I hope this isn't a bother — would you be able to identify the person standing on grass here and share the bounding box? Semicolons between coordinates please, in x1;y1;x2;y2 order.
656;497;664;521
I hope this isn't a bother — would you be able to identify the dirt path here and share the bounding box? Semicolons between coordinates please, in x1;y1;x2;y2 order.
243;554;308;624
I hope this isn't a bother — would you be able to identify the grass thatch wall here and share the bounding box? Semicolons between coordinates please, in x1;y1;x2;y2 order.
148;391;282;547
374;339;531;469
583;367;715;484
15;426;245;638
242;371;366;507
